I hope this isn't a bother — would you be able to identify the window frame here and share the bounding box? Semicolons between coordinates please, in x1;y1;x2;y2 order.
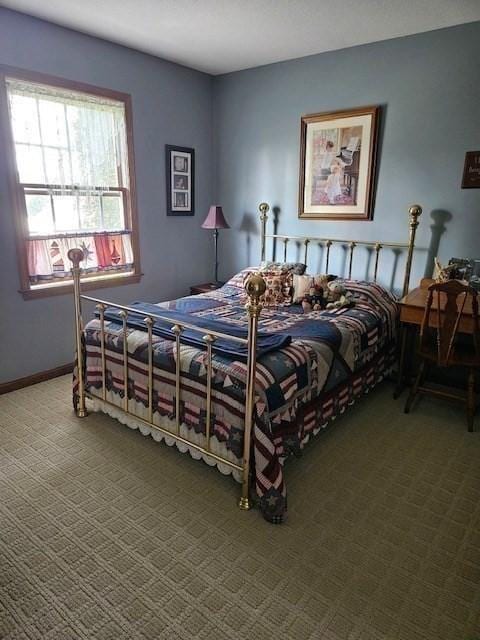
0;65;142;300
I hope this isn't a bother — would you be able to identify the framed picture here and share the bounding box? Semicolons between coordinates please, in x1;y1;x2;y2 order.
298;106;380;220
165;145;195;216
461;151;480;188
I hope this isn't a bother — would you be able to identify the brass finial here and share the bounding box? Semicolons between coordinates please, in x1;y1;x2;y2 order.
171;324;183;336
245;273;266;317
67;247;85;268
259;202;270;219
245;273;267;298
409;204;422;223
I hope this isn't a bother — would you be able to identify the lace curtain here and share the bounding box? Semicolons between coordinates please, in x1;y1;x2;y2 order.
6;77;133;284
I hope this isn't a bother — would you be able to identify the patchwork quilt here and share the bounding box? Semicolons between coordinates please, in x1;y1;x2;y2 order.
77;271;398;522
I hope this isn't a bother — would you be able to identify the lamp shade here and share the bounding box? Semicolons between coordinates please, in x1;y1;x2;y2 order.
201;205;230;230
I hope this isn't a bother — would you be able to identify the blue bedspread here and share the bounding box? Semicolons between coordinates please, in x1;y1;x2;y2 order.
100;302;291;361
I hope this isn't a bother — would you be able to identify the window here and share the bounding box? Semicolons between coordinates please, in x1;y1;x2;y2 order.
1;68;140;298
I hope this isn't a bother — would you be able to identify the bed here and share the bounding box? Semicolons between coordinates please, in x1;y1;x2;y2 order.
69;202;422;522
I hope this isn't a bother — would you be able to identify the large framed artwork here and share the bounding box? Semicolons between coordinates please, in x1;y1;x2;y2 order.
166;145;195;216
298;106;380;220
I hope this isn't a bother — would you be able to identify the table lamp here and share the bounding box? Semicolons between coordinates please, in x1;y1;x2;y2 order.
201;205;230;283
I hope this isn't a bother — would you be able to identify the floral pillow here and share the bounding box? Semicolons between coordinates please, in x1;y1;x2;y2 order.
261;270;293;306
225;267;296;305
226;268;254;289
259;261;306;275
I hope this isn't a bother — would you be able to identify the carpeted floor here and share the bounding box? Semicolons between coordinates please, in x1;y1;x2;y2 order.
1;376;479;640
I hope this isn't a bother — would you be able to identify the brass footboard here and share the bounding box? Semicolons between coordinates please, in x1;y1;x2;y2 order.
68;247;265;511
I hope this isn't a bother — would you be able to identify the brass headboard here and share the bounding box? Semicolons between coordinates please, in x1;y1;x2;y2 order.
258;203;422;297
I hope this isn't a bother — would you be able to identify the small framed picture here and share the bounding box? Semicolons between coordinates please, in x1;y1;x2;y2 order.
173;191;188;208
173;174;189;190
461;151;480;189
166;145;194;216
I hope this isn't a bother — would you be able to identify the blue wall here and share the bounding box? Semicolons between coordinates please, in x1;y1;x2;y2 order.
1;11;480;384
213;22;480;287
0;9;214;383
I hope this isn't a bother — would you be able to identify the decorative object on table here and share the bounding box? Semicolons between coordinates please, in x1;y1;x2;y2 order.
470;276;480;291
165;145;194;216
434;257;479;283
448;257;474;281
433;257;457;282
201;205;230;283
461;151;480;188
190;282;224;295
298;105;379;221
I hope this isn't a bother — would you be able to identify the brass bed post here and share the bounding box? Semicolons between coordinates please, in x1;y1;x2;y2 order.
259;202;269;263
325;240;332;273
373;243;382;282
172;324;183;434
119;310;129;412
145;316;154;424
402;204;422;297
239;273;266;510
304;239;310;265
68;248;87;418
96;303;107;402
203;333;216;452
348;241;356;279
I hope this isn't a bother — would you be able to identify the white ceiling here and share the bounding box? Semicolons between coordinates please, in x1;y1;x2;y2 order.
2;0;480;75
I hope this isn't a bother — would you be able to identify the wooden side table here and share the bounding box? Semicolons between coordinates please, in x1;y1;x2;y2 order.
190;282;224;295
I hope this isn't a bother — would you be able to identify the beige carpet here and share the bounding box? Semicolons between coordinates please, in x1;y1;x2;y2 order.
1;376;479;640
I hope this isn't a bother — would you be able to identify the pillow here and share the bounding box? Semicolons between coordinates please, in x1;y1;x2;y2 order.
292;274;314;304
292;273;337;304
259;261;306;275
261;270;293;306
226;268;254;289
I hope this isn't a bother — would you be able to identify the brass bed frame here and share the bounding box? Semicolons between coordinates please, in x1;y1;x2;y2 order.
69;202;422;512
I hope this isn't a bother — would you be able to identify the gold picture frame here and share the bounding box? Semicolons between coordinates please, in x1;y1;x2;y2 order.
298;105;379;220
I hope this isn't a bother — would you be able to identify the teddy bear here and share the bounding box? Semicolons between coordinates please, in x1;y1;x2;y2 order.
301;284;325;313
325;280;354;310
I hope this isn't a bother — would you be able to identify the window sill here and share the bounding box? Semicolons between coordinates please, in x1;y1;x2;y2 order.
20;271;143;300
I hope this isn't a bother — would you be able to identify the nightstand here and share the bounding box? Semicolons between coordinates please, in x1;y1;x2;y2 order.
190;282;224;295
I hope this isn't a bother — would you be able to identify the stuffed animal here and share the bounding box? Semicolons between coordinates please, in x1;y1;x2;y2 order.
301;284;325;312
326;281;354;310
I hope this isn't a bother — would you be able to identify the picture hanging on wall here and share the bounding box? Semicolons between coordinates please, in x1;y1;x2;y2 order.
298;105;379;220
166;145;195;216
461;151;480;188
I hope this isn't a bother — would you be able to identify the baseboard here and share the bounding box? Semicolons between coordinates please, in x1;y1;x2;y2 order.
0;362;74;395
